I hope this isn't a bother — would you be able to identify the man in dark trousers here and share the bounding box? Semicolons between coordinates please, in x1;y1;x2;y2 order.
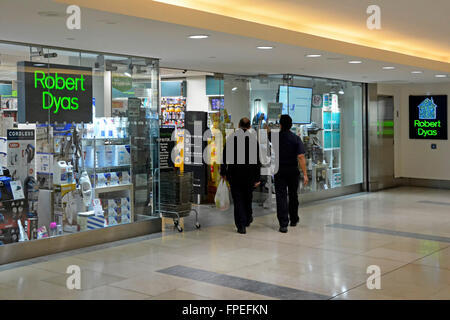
220;118;261;234
274;115;308;233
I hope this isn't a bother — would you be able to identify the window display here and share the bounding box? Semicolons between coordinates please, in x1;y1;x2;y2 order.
223;74;364;197
0;42;160;250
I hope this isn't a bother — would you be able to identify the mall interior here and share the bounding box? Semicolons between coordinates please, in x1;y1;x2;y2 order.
0;0;448;300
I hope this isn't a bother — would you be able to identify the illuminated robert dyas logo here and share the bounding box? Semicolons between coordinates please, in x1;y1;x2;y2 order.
34;70;86;114
418;98;437;120
414;98;441;137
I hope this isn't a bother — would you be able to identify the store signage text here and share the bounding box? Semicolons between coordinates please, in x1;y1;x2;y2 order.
17;61;93;124
409;95;448;140
414;120;442;137
34;71;87;114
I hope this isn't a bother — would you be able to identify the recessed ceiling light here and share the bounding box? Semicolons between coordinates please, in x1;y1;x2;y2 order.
348;60;362;64
306;54;322;58
257;46;274;50
232;87;238;91
411;71;423;74
189;35;209;39
435;74;448;78
382;66;396;70
37;11;65;18
33;63;46;67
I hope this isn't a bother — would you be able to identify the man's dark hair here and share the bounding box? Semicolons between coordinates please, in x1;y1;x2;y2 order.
280;114;292;131
239;117;251;130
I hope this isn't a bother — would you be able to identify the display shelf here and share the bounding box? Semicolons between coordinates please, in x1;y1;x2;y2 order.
324;147;341;151
94;183;133;194
86;164;131;173
95;183;135;223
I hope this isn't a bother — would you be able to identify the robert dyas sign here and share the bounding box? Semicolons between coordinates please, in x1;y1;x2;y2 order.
409;95;448;140
17;61;93;124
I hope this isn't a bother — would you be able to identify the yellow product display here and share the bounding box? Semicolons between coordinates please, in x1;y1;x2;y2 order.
174;129;184;171
54;183;78;229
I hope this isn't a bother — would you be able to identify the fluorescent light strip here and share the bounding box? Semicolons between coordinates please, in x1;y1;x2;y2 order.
189;35;209;39
257;46;274;50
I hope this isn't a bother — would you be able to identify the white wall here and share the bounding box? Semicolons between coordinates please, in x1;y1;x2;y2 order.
224;78;250;127
186;76;209;112
378;82;450;181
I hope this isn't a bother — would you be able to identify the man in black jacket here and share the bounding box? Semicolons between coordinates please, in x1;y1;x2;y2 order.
274;115;308;233
220;118;261;234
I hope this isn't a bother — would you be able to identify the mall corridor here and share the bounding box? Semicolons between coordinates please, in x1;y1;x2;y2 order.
0;186;448;300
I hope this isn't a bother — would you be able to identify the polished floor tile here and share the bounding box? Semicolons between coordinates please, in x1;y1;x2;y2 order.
42;269;126;290
109;272;197;297
1;186;450;300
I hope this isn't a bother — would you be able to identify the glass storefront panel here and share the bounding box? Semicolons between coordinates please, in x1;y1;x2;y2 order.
222;74;364;196
0;41;159;247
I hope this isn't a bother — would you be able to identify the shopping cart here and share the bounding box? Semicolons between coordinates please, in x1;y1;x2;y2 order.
158;171;200;232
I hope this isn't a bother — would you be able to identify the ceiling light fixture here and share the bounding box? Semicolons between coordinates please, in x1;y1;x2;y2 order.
411;71;423;74
348;60;362;64
124;72;132;77
189;35;209;39
232;87;238;91
257;46;274;50
435;74;448;78
338;89;345;95
382;66;396;70
306;54;322;58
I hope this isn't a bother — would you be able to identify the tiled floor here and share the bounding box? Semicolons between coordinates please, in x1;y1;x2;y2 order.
0;186;449;300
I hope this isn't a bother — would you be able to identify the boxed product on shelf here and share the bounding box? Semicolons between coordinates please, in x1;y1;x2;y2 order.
87;215;106;230
110;172;120;186
78;211;94;232
96;173;107;187
118;171;131;184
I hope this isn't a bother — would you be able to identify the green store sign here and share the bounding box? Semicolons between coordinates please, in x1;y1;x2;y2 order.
112;75;133;92
17;61;93;124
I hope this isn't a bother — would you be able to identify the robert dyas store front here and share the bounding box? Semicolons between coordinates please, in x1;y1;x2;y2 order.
0;41;368;264
0;42;161;264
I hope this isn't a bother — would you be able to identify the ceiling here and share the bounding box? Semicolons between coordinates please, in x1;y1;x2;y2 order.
152;0;450;64
0;0;448;84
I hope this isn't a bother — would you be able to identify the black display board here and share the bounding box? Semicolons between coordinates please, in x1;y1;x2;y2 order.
409;95;447;140
184;111;208;195
159;127;175;171
17;61;93;124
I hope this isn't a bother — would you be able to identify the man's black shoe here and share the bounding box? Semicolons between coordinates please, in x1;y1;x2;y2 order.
237;227;246;234
246;216;253;227
290;220;299;227
279;227;288;233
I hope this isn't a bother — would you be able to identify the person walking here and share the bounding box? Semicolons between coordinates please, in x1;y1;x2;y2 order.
274;115;308;233
220;117;261;234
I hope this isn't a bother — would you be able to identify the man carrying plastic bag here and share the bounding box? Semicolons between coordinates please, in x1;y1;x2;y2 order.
219;118;261;234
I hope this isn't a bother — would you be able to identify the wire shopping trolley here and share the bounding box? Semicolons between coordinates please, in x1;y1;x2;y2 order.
158;171;200;232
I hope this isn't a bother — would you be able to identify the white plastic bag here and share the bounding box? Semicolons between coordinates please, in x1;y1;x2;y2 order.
215;179;230;211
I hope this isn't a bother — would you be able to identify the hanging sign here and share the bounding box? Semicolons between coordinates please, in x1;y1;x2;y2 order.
17;61;93;124
409;95;448;140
